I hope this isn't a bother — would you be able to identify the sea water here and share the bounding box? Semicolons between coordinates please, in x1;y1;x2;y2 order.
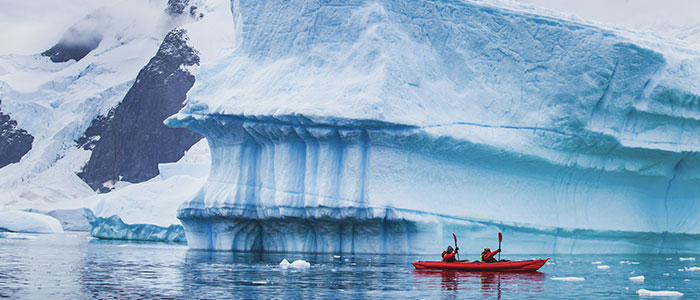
0;232;697;299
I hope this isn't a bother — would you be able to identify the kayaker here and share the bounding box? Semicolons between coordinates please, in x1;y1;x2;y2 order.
441;245;459;262
480;248;500;263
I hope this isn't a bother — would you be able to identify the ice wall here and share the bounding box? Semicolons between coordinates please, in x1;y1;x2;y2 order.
167;0;700;253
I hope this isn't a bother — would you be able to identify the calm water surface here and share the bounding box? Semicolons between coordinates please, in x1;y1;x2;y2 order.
0;232;698;299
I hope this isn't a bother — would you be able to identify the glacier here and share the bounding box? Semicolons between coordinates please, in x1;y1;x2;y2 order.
165;0;700;254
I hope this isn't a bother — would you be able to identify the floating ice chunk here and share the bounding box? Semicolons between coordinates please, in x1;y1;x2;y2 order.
597;265;610;270
679;257;695;261
666;258;673;261
678;269;684;272
279;259;290;269
684;279;690;282
333;255;341;259
628;275;644;282
592;261;603;265
663;273;670;276
684;267;700;272
636;289;683;297
551;277;585;282
0;210;63;233
290;260;311;269
620;261;640;265
252;281;268;285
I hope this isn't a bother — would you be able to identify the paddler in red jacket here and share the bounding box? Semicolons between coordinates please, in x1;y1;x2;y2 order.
441;245;459;262
480;248;500;263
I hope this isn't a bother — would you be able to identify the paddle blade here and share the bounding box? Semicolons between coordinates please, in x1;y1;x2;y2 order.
452;233;457;246
498;232;503;243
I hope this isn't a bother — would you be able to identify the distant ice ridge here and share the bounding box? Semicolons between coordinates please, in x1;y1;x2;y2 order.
167;0;700;253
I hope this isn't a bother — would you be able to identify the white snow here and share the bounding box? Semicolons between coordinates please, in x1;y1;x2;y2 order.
597;265;610;270
628;275;645;282
0;210;63;233
551;277;585;282
680;257;695;261
636;289;683;297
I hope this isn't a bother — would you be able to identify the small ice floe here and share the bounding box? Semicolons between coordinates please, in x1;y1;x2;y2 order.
663;273;670;276
666;258;673;261
597;265;610;270
628;275;644;282
619;261;640;265
551;277;585;282
684;267;700;272
291;260;311;268
678;269;685;272
683;279;690;282
592;261;603;265
279;259;311;269
333;255;341;259
636;289;683;297
252;281;268;285
679;257;695;261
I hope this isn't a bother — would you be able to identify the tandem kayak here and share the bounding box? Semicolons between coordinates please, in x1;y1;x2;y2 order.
412;259;548;272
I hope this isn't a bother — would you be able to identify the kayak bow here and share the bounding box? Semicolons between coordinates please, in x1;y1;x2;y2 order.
412;259;548;272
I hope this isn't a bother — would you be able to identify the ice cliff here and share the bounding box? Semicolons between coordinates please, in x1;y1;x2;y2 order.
166;0;700;254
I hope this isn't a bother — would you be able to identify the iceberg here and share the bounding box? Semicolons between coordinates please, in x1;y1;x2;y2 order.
85;139;209;242
0;210;64;233
166;0;700;253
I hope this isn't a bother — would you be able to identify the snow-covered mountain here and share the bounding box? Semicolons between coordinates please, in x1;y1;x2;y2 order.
0;0;207;210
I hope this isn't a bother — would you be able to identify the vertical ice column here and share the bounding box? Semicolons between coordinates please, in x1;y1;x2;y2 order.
268;125;307;216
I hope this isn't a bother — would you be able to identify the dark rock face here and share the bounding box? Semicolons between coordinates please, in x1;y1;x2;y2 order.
166;0;189;15
0;100;34;168
78;29;202;192
41;15;102;63
75;109;114;151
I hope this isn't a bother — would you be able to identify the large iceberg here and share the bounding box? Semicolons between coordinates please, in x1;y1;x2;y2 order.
166;0;700;253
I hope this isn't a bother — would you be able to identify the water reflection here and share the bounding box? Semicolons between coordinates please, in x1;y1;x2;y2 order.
413;270;545;299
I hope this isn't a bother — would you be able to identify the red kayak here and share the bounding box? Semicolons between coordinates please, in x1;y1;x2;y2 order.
412;259;548;272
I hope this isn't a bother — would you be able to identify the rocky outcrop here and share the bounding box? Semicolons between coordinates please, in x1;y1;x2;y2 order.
78;29;202;192
0;100;33;168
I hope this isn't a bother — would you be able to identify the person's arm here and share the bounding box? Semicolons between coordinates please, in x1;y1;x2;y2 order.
484;249;500;261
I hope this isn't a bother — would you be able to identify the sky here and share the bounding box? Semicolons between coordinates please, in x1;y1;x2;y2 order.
1;0;699;54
